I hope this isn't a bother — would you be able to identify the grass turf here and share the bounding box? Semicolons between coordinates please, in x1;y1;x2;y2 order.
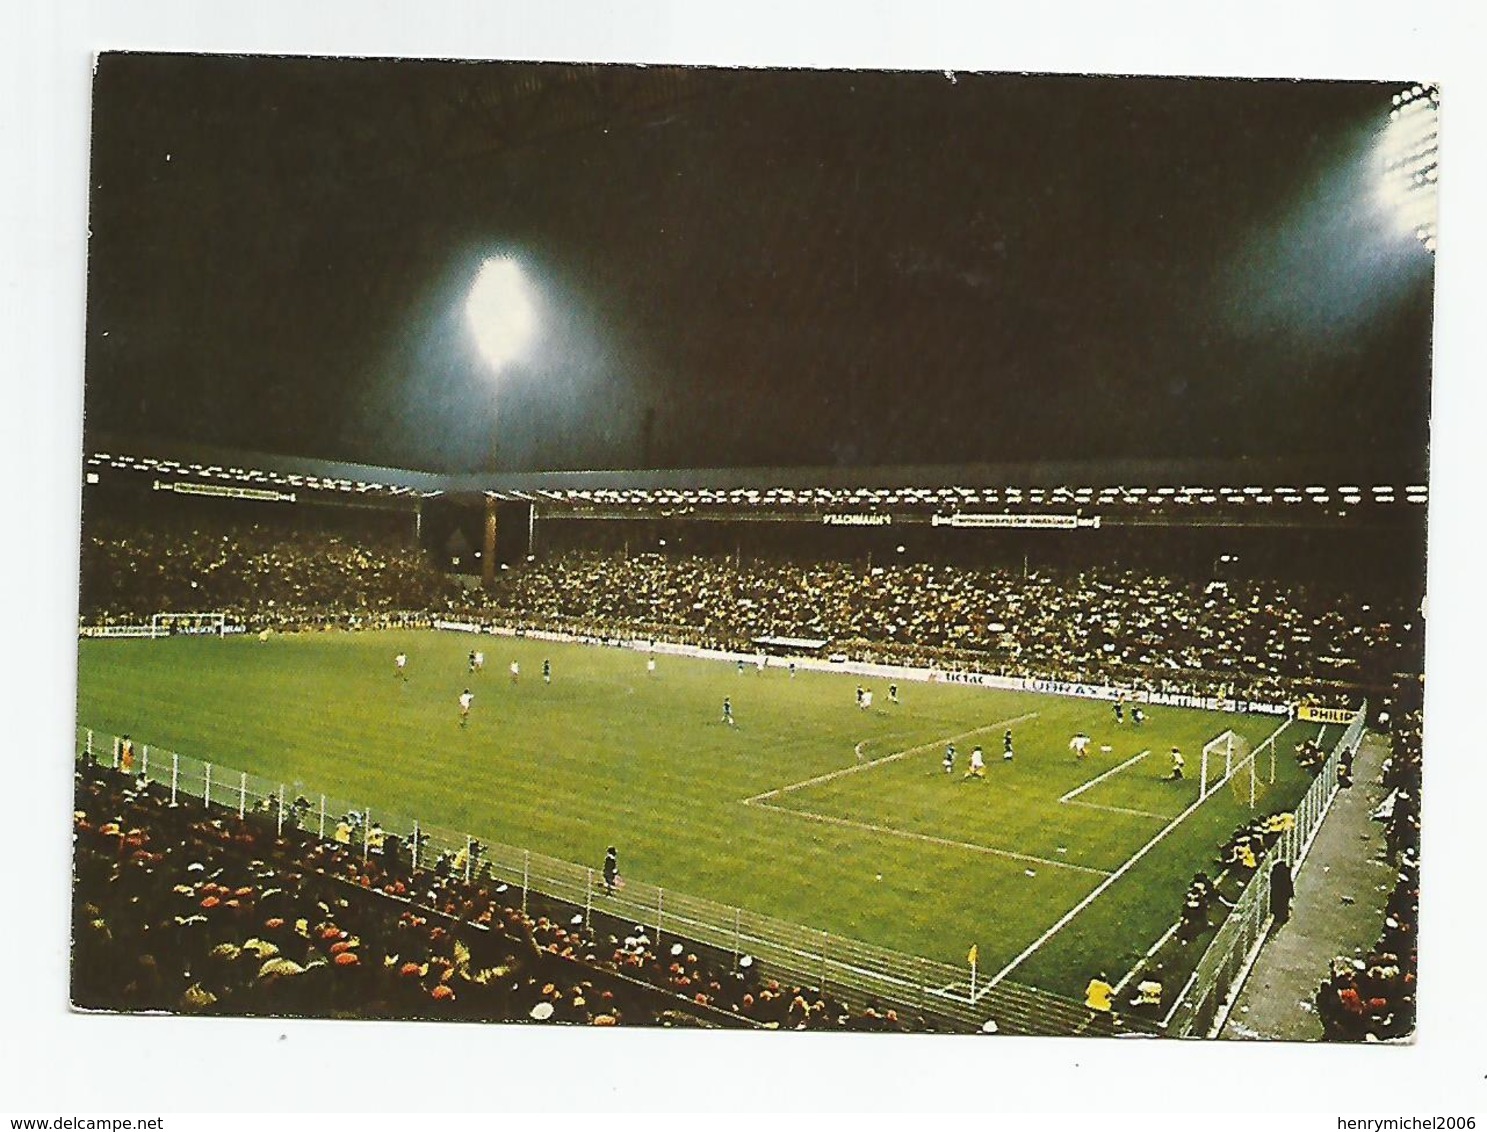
75;629;1321;998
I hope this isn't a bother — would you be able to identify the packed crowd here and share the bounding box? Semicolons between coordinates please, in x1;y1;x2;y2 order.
73;761;919;1031
469;551;1419;700
80;518;454;630
1314;707;1420;1041
1314;860;1417;1042
78;518;1419;701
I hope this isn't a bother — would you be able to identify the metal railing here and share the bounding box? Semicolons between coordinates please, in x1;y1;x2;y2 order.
76;725;1130;1035
1162;702;1368;1037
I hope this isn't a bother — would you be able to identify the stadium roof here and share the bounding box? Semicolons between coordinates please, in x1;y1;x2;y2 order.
83;435;1429;525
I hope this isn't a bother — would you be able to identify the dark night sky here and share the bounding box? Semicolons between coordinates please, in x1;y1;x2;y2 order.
84;56;1436;478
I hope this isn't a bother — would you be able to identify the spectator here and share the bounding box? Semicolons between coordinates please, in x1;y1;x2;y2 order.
71;762;917;1033
1268;859;1295;926
80;524;1420;706
603;847;620;897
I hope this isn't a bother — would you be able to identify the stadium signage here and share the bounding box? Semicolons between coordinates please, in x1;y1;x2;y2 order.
931;512;1101;529
1295;703;1357;724
936;671;1288;715
79;624;159;638
937;671;999;687
427;621;1294;716
79;622;246;638
1025;676;1131;699
1144;689;1285;716
152;479;297;504
752;634;829;651
822;513;892;526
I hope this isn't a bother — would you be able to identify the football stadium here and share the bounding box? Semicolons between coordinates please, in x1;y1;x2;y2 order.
71;59;1433;1039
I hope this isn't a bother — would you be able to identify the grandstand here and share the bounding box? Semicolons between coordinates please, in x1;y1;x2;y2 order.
71;58;1431;1040
74;438;1411;1035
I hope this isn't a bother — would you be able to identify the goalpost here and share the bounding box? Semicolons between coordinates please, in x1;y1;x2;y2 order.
1199;729;1262;806
150;611;228;638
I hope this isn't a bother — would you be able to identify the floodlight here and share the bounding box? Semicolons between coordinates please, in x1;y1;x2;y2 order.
466;256;538;372
1377;83;1439;252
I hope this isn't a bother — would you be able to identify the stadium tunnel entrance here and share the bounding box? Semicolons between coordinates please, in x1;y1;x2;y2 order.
419;495;535;582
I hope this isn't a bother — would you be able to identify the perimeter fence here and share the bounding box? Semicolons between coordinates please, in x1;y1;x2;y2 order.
75;724;1159;1036
1162;702;1368;1037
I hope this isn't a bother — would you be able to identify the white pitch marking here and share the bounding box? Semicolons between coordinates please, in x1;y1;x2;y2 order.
1059;749;1151;802
982;718;1295;994
853;730;927;763
1112;920;1182;996
748;801;1113;877
1063;799;1171;821
982;791;1213;992
743;711;1040;805
1113;863;1234;996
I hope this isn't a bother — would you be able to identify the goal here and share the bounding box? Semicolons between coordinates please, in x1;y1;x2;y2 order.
1199;730;1253;801
150;611;228;638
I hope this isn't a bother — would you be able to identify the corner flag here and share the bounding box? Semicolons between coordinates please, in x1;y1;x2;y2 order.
967;944;978;967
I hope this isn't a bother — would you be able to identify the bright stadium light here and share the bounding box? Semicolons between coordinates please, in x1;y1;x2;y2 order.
1377;82;1439;252
465;256;538;372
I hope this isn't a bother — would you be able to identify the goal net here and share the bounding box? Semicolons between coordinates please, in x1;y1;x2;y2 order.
1199;730;1253;802
1228;741;1271;808
150;611;228;638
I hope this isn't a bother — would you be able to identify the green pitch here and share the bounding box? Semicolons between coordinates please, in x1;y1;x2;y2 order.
75;629;1323;998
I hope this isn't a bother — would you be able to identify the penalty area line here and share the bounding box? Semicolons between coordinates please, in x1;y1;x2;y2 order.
1063;799;1171;821
1059;749;1151;802
743;711;1040;805
852;730;923;762
979;717;1299;1001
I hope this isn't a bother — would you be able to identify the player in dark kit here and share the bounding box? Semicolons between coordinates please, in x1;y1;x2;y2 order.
543;658;551;684
1003;730;1015;761
603;846;620;896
